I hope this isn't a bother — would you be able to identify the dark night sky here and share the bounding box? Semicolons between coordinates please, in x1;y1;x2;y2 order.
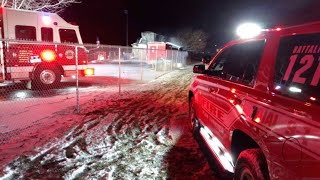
61;0;320;46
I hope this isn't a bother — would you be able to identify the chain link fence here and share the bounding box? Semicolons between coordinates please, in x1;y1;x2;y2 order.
0;39;189;134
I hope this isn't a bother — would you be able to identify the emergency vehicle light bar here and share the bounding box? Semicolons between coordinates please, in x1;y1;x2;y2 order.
236;23;262;39
42;15;51;25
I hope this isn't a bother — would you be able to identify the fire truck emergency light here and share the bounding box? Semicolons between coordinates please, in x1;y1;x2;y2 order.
42;15;51;25
236;23;262;39
84;68;94;76
41;50;56;62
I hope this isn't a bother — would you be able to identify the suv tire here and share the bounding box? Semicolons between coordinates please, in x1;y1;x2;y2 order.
189;96;200;135
235;148;269;180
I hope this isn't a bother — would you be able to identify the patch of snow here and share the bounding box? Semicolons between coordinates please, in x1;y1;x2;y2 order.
29;148;53;162
0;67;217;179
65;164;88;180
0;167;17;180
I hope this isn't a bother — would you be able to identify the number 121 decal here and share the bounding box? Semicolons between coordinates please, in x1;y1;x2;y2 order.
283;54;320;86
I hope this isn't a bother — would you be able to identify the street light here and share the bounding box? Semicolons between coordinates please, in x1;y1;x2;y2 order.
124;9;128;46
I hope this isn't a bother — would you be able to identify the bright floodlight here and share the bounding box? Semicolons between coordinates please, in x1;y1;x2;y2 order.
236;23;262;39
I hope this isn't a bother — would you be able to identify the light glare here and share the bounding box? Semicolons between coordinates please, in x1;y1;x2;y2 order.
254;117;261;123
236;23;262;39
16;92;27;99
41;50;56;62
42;15;51;25
84;68;94;76
289;87;302;93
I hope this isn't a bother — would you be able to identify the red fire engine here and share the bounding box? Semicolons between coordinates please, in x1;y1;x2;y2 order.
0;7;94;89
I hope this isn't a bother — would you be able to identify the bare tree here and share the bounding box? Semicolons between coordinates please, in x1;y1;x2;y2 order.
0;0;80;13
173;28;208;52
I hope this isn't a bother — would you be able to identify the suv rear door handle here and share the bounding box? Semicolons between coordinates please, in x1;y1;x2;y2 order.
208;87;216;93
251;106;258;120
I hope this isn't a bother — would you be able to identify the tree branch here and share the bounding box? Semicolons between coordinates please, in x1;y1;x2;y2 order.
1;0;80;13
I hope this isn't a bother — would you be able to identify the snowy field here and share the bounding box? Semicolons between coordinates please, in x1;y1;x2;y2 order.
0;66;220;179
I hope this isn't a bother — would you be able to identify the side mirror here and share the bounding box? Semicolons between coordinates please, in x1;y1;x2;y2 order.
193;64;206;74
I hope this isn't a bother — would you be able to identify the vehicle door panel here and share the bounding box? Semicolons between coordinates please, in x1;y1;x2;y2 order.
192;74;212;126
205;40;266;149
266;33;320;177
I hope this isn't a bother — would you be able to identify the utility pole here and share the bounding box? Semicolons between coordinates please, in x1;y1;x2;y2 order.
124;9;128;46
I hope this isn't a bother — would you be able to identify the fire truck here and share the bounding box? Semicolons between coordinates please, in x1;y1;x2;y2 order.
0;7;94;89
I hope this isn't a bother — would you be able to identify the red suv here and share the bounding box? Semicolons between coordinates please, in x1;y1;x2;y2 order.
189;22;320;179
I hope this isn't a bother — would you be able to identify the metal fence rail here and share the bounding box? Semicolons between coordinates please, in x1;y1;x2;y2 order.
0;39;189;134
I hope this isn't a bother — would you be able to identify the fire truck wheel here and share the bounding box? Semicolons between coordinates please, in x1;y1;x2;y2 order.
33;67;61;89
234;148;269;180
189;96;200;135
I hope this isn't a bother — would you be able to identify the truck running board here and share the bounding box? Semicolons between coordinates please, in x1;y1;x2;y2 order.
199;126;234;173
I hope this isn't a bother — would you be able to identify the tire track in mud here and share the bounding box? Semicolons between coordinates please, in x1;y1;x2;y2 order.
87;69;196;178
102;72;187;139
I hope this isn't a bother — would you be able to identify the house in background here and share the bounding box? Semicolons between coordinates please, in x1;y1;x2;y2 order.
132;31;183;64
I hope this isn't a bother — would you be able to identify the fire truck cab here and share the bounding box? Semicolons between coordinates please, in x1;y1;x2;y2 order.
0;7;93;89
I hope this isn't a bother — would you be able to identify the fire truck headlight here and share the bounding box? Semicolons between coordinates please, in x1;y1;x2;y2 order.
41;50;56;62
236;23;262;39
84;68;94;76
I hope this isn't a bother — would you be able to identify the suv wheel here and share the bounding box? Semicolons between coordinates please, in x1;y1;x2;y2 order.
235;148;269;180
189;97;200;134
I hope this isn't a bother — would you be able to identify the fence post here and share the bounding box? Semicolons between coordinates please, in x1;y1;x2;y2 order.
175;51;178;66
118;47;121;94
140;48;143;81
75;46;80;113
170;50;173;71
155;48;158;71
178;51;180;67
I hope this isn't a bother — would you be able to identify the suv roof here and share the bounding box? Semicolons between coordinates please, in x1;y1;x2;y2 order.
225;21;320;47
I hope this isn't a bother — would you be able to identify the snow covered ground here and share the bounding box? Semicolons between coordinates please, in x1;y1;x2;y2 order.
0;66;220;179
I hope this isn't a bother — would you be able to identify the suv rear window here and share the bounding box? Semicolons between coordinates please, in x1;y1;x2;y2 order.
207;40;265;86
274;33;320;103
